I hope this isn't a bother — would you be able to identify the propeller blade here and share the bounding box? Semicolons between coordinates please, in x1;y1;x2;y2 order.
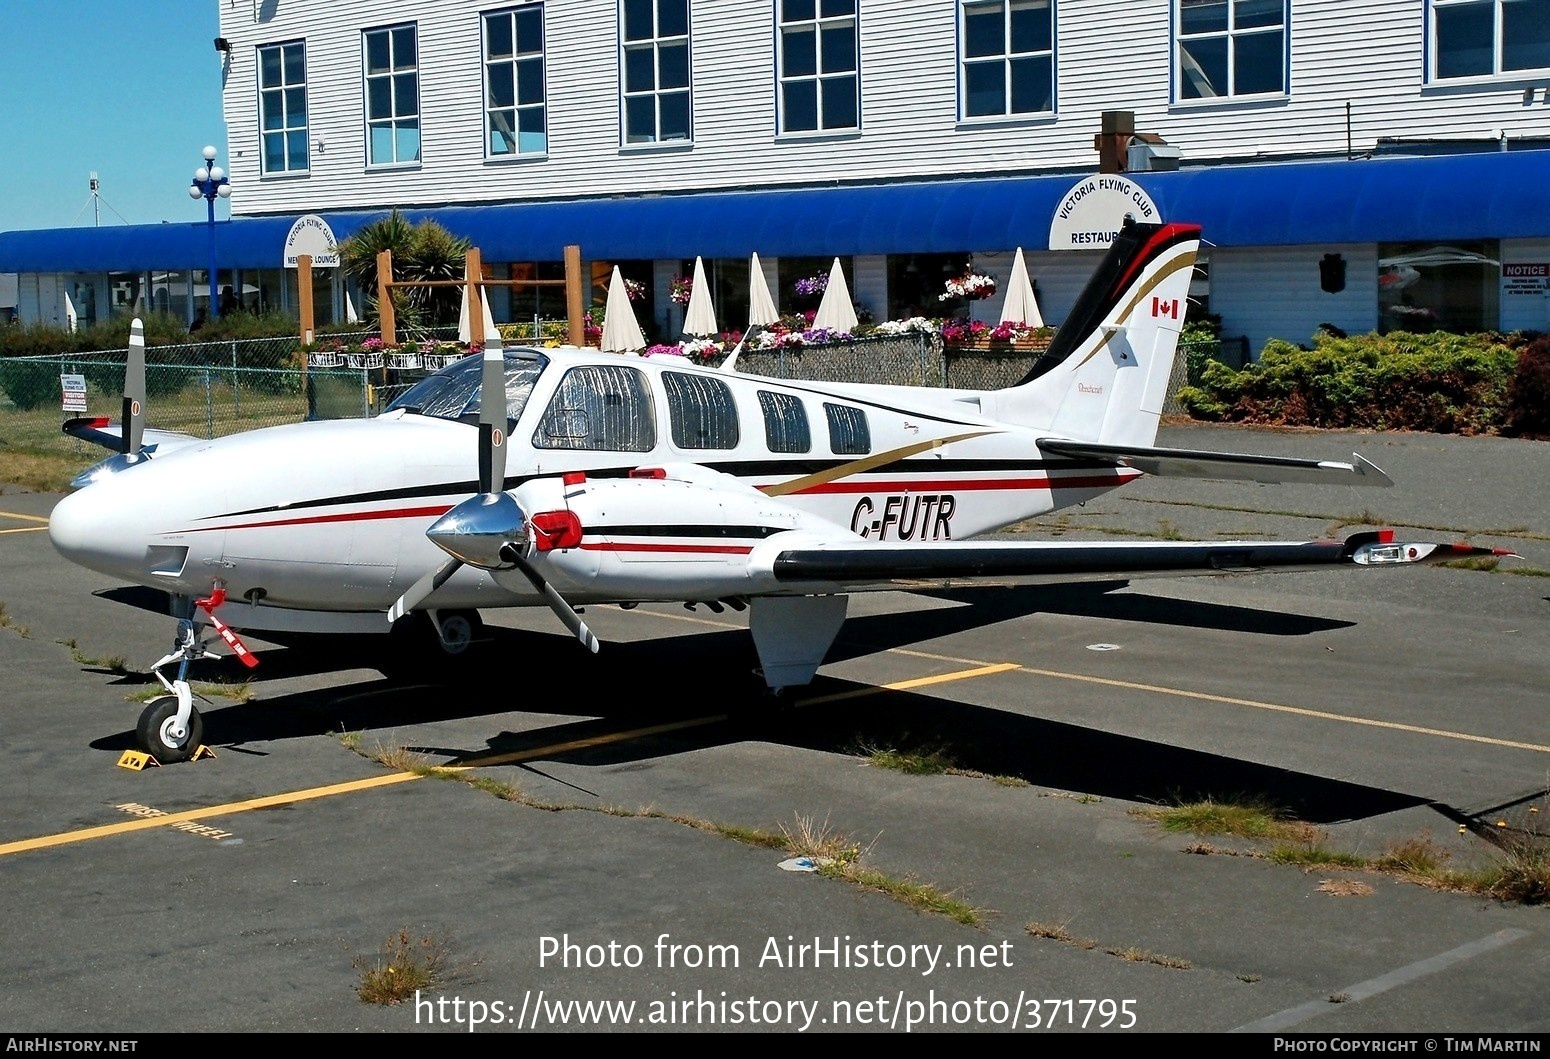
513;556;600;654
387;556;462;624
477;341;507;494
123;318;146;455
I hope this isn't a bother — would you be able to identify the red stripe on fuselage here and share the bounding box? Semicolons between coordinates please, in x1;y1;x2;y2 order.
182;504;456;533
580;541;755;555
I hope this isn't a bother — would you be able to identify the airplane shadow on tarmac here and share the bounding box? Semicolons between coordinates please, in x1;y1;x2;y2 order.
85;582;1410;826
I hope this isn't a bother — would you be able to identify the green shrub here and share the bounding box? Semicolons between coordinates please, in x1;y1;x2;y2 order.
1501;334;1550;440
1180;329;1523;434
0;358;61;410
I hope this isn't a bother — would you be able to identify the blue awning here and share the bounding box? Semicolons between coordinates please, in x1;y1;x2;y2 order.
2;150;1546;273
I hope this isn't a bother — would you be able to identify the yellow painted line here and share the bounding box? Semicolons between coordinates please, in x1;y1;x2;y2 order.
798;663;1021;706
0;510;50;524
1013;665;1550;755
0;771;419;858
897;646;1550;755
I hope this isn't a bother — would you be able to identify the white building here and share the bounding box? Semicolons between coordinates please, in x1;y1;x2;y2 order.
3;0;1548;350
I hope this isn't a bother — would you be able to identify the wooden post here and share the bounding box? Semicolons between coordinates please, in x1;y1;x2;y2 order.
376;249;395;345
564;244;585;347
466;247;485;347
297;254;315;347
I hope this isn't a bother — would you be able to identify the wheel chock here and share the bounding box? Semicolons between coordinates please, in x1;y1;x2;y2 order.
117;750;160;771
190;745;217;762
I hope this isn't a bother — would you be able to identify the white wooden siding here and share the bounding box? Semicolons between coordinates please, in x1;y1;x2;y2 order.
219;0;1550;220
1211;244;1378;354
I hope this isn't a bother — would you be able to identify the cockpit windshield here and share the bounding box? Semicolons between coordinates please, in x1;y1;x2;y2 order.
386;349;548;425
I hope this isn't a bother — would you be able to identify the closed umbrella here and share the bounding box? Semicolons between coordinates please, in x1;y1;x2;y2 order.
722;252;779;372
811;257;857;332
682;256;718;337
600;266;646;352
457;284;500;344
998;246;1044;328
747;252;779;327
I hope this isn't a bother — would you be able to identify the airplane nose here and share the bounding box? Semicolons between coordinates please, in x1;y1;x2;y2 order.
49;487;144;577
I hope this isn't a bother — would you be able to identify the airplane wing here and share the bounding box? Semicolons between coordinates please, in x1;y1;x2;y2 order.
62;417;201;456
1037;438;1394;487
764;530;1502;593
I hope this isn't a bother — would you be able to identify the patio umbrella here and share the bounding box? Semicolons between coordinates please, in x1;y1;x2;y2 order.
600;266;646;352
722;252;780;372
747;252;779;328
812;257;857;332
457;283;500;345
682;256;718;337
998;247;1044;328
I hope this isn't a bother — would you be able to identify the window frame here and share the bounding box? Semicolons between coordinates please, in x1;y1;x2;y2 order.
483;4;550;159
662;371;740;450
257;39;310;176
758;390;812;454
776;0;861;135
534;365;658;452
362;23;422;168
1171;0;1289;104
823;402;870;456
1427;0;1550;83
957;0;1056;121
619;0;693;146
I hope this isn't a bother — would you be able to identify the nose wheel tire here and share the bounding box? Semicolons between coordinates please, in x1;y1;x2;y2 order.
434;610;482;656
136;695;204;764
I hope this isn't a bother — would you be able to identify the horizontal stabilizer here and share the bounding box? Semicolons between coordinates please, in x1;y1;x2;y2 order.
1038;438;1393;487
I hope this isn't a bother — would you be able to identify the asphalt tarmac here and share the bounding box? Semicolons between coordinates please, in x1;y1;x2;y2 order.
0;422;1546;1036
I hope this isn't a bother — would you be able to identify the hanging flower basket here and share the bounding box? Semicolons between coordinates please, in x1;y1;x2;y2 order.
940;271;997;302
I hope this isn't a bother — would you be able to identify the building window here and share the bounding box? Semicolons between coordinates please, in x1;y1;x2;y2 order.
1431;0;1550;80
759;391;811;453
485;6;548;155
364;25;420;165
258;41;309;174
1378;242;1501;335
621;0;691;144
777;0;859;132
1174;0;1286;100
824;402;870;455
960;0;1054;118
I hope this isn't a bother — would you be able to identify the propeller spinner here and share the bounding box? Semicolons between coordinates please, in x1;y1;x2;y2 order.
387;338;598;652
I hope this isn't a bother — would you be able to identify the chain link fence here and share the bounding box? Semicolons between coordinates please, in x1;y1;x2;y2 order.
3;327;1226;461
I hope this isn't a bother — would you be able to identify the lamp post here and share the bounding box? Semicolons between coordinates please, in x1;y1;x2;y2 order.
188;145;232;319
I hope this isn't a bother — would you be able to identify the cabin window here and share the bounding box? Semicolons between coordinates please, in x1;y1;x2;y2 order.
759;390;811;453
663;371;739;449
824;402;870;455
535;365;657;451
484;5;548;156
1430;0;1550;80
258;41;309;174
1173;0;1286;101
363;24;421;166
959;0;1055;118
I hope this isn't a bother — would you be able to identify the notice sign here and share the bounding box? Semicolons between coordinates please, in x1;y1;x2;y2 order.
61;373;87;413
1048;175;1161;251
1501;263;1549;295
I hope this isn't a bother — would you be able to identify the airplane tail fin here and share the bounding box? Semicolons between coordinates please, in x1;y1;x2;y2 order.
985;221;1201;448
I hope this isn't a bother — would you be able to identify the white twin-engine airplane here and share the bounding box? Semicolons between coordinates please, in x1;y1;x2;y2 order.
50;220;1505;762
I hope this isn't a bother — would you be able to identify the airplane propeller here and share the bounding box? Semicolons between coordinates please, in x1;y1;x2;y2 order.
387;336;599;652
122;318;146;456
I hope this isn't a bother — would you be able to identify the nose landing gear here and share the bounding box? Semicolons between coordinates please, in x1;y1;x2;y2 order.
136;584;257;763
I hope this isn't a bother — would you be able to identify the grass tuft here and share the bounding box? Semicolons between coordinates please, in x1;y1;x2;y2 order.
1026;921;1098;950
1134;796;1317;842
1106;946;1191;969
354;928;451;1005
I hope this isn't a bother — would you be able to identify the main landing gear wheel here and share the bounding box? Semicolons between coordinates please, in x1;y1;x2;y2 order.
136;695;204;764
433;609;483;656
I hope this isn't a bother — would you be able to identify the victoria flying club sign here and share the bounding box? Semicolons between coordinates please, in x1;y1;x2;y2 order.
1048;176;1161;251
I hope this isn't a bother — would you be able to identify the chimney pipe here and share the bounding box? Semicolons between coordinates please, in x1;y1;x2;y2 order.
1095;110;1135;174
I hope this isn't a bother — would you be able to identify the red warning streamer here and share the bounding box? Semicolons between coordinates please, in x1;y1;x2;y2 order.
195;587;260;669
